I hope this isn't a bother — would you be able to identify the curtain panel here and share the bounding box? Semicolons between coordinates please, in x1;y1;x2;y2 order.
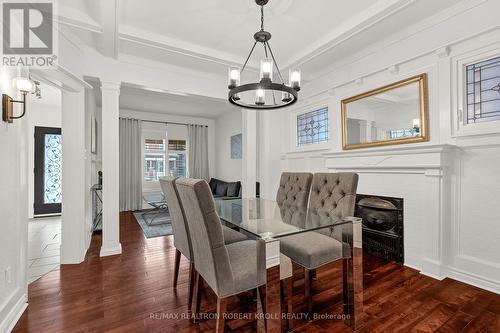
119;118;142;211
187;124;210;180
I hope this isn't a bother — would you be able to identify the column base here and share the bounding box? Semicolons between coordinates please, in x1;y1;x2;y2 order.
100;243;122;257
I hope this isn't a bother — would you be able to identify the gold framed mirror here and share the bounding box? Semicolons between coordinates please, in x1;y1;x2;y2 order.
341;74;429;150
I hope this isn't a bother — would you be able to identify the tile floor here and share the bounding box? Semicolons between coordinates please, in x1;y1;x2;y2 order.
28;216;61;284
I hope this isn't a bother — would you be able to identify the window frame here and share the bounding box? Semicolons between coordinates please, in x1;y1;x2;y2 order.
295;106;330;148
453;44;500;137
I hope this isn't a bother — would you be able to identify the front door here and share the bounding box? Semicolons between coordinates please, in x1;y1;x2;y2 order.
34;126;62;216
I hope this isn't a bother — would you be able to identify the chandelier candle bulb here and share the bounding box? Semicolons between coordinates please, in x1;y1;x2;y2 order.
255;88;265;105
260;59;273;81
289;69;301;90
228;67;240;89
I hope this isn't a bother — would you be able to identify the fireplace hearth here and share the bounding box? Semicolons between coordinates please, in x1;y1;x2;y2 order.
355;194;404;263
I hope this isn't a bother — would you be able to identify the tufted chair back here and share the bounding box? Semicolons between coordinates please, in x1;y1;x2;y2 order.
276;172;313;226
308;173;359;237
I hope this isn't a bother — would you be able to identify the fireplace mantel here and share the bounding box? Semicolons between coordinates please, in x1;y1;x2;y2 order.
322;144;455;171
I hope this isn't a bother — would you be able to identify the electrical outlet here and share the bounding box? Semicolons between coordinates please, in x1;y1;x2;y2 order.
5;266;11;284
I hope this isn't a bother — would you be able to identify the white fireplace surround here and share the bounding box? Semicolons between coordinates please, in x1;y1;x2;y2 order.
322;144;453;280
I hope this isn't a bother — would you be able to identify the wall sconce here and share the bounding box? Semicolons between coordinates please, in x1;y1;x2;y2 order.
2;77;35;123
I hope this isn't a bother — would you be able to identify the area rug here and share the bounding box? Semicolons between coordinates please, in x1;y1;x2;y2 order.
133;210;173;238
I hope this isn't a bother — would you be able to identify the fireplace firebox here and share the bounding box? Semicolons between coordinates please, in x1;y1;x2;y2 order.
354;194;404;264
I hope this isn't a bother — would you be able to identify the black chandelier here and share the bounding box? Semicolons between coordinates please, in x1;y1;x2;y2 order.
227;0;301;110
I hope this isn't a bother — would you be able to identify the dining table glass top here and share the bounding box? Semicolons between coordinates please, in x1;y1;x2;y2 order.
215;198;361;240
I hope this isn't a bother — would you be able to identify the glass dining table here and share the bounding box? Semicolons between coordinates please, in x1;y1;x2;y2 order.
215;197;364;332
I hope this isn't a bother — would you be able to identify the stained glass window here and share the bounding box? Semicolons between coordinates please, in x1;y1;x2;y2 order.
466;55;500;124
44;134;62;204
297;107;329;146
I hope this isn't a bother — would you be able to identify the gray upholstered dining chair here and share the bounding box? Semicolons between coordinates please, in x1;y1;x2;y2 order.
279;172;359;318
175;178;267;332
159;176;248;311
276;172;314;227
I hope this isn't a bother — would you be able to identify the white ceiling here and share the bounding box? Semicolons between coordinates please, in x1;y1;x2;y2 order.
59;0;462;76
60;0;463;118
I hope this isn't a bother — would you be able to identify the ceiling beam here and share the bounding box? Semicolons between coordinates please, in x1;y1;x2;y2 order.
99;0;119;59
119;26;259;70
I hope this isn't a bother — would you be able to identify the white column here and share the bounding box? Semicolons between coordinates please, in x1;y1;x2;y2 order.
242;109;257;198
258;110;282;200
61;90;87;263
100;80;122;257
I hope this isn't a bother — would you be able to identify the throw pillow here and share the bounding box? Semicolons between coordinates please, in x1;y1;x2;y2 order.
215;182;228;196
227;181;241;197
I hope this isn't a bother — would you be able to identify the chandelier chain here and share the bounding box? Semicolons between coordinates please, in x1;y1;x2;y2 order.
260;6;264;31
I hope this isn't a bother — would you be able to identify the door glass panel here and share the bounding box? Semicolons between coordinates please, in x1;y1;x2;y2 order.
44;134;62;204
144;139;166;181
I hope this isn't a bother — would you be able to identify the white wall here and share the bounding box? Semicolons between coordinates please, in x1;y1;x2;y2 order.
215;111;242;181
0;68;29;332
259;0;500;293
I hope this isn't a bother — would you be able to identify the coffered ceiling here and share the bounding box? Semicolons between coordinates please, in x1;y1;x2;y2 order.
60;0;464;118
58;0;462;80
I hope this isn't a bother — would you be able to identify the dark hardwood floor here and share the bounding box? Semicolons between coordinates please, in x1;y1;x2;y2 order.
14;212;500;332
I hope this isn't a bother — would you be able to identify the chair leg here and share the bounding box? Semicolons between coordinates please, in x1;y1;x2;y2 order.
281;278;293;332
252;288;257;301
304;268;313;320
257;286;267;332
173;249;181;288
193;272;204;323
188;262;195;311
216;297;228;333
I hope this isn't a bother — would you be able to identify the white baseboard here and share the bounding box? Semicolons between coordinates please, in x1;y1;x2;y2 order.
0;292;27;333
444;265;500;294
420;258;446;280
100;243;122;257
404;260;500;294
